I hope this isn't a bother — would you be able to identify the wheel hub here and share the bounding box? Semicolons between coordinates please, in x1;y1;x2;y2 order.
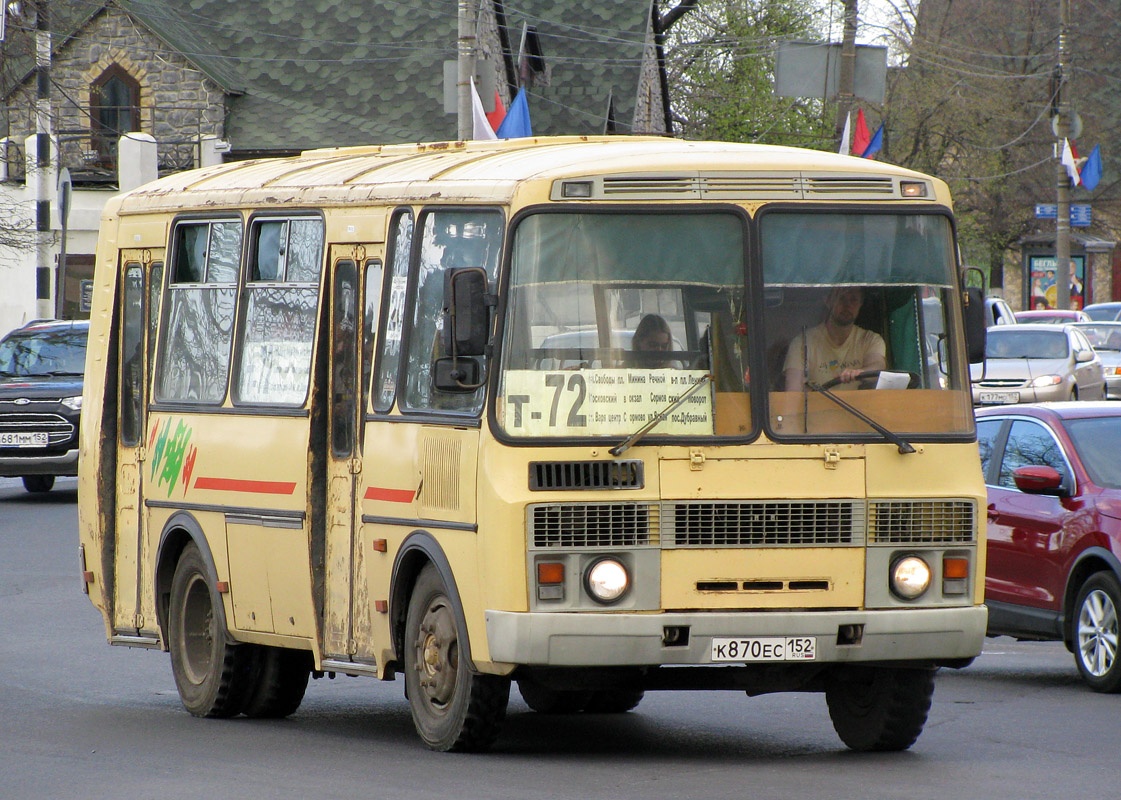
1078;588;1119;678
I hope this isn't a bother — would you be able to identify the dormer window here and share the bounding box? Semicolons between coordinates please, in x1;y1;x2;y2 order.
90;65;141;169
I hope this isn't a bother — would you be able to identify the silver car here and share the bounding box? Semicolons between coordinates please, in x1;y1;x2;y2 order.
972;323;1105;405
1073;321;1121;400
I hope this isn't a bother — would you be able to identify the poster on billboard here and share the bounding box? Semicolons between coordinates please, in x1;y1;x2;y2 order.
1028;255;1086;310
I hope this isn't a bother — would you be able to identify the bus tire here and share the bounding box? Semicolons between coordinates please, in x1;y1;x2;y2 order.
404;564;509;752
517;678;590;714
168;542;255;718
242;646;312;718
583;688;645;714
825;666;935;752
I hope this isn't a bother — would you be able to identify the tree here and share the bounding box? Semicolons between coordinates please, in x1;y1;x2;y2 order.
873;0;1121;291
664;0;837;146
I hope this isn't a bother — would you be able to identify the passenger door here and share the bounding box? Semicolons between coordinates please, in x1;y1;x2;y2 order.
321;250;383;667
112;250;163;637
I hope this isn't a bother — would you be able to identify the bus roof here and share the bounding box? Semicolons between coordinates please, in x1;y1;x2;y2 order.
114;136;950;213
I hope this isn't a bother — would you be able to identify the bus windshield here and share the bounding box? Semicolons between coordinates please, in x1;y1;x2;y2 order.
498;210;747;439
762;210;973;438
498;208;974;441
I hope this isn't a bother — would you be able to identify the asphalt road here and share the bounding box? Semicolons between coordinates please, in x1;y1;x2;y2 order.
2;476;1117;799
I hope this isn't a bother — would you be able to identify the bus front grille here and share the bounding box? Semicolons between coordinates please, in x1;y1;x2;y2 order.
868;500;976;544
665;500;864;547
530;502;658;548
528;499;976;550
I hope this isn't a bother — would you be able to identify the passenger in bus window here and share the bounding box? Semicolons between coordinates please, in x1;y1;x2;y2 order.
782;286;886;391
632;313;674;368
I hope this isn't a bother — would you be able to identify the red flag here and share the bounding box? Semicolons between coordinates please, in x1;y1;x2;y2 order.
486;91;506;132
852;109;871;159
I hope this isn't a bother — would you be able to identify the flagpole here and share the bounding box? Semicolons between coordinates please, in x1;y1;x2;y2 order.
456;0;479;141
1054;0;1072;310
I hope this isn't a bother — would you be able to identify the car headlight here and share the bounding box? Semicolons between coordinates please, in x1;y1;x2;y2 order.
891;556;931;600
1107;366;1121;377
1030;374;1062;388
61;395;83;411
584;558;629;604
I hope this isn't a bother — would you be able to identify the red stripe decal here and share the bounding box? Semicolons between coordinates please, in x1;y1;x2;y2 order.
364;486;416;503
193;477;297;495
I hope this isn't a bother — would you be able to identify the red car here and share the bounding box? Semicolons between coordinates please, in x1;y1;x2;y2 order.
977;402;1121;691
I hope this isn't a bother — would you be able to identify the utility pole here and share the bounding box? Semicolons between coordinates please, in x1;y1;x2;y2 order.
32;0;54;319
1054;0;1072;310
834;0;858;148
456;0;479;141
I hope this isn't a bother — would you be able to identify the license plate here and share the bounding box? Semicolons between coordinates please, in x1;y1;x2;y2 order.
978;391;1018;404
710;636;816;662
0;431;49;448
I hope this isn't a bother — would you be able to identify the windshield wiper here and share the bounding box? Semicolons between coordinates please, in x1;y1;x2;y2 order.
804;381;916;455
610;373;713;457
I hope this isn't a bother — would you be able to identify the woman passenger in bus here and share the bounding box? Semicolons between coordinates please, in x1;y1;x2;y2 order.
782;286;886;391
631;313;675;368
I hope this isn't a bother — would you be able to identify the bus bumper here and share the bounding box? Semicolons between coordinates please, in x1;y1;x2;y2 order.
484;605;987;667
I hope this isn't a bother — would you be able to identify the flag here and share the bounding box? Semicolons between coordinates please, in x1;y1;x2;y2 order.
496;87;532;138
486;90;506;132
852;109;871;159
862;125;884;159
838;111;852;155
1061;138;1081;186
1080;144;1102;191
470;79;496;140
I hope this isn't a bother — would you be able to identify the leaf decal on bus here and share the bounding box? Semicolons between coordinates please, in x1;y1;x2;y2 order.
150;417;196;496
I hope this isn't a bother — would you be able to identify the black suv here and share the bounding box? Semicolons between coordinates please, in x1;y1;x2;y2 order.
0;319;88;493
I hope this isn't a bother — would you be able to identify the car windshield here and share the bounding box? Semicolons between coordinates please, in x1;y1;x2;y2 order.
1076;325;1121;351
1065;416;1121;489
985;329;1069;359
0;327;87;377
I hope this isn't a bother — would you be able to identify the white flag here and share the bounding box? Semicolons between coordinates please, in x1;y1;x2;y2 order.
838;112;852;155
471;79;497;140
1061;138;1081;186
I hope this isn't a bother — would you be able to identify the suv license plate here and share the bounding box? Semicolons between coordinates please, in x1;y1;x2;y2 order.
0;431;49;448
978;391;1018;404
711;636;816;662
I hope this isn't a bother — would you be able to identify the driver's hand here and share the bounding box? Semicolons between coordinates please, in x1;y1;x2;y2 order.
839;368;861;384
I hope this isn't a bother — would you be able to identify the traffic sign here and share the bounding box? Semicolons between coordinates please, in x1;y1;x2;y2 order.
1034;204;1091;226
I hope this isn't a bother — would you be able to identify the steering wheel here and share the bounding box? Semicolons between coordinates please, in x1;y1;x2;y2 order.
819;370;919;391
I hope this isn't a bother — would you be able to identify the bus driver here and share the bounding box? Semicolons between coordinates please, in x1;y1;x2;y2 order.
783;286;886;391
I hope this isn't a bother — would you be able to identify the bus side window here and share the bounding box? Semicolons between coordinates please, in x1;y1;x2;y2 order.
374;209;413;413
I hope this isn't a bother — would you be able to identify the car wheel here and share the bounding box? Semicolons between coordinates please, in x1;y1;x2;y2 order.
1073;572;1121;693
22;475;54;493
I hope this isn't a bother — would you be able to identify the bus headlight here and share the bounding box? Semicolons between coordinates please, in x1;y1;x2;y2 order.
584;558;629;604
891;556;931;600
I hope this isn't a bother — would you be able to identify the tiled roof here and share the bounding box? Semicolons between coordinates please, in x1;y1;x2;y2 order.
121;0;658;151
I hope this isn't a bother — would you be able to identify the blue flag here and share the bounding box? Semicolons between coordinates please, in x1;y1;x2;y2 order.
1081;144;1103;191
496;88;532;138
861;125;884;159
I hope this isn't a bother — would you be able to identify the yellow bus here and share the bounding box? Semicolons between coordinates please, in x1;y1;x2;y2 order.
79;136;988;753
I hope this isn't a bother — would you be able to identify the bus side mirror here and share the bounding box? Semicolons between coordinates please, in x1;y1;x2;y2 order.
962;286;987;364
433;356;482;392
442;267;489;357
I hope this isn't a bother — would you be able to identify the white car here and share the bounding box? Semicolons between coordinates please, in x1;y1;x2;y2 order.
972;323;1105;405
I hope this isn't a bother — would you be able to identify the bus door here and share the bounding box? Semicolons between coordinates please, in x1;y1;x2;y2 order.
321;250;383;667
112;249;163;637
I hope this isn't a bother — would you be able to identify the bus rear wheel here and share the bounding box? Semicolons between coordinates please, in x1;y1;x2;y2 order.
825;666;935;752
404;564;509;751
168;542;256;718
243;646;312;718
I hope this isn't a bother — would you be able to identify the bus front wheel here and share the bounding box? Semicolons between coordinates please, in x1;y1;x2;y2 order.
825;665;935;751
168;542;255;718
404;564;509;752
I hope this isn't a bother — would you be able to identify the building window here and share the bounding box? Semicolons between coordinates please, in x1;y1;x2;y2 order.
90;65;141;169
